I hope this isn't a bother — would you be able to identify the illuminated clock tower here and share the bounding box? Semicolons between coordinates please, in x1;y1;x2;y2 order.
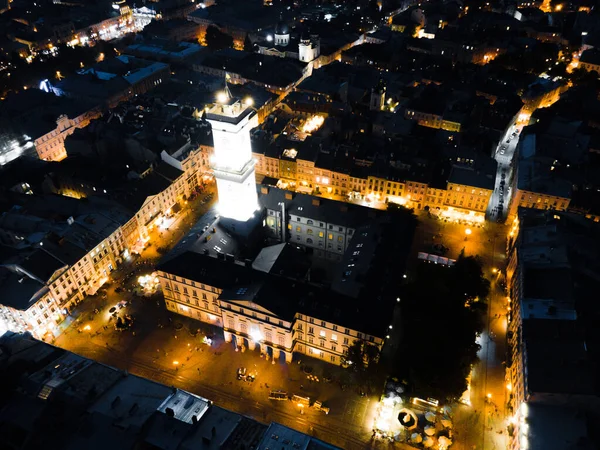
206;88;259;222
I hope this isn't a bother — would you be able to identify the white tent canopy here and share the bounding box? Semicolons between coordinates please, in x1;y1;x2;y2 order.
424;425;436;436
410;433;423;443
441;418;453;428
439;436;453;449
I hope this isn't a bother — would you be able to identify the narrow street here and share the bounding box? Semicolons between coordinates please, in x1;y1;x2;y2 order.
487;124;522;221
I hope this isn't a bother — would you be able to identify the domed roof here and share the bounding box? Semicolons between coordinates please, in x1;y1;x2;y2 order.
275;14;289;35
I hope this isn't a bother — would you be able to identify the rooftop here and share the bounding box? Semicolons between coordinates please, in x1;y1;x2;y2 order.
88;374;173;430
517;157;572;199
523;319;595;396
526;403;595;450
157;389;211;425
256;423;340;450
447;159;497;191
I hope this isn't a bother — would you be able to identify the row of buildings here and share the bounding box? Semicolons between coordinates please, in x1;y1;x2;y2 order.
0;54;171;164
0;136;212;339
0;331;338;450
249;101;498;223
505;208;600;450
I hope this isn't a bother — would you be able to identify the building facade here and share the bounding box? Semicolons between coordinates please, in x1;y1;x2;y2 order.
251;146;494;222
158;263;384;366
35;110;102;162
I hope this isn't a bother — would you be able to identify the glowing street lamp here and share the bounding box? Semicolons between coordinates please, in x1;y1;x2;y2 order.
249;328;263;343
172;360;179;366
216;91;228;103
464;228;472;241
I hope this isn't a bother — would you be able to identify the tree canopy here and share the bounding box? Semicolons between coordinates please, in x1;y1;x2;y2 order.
397;255;490;401
341;339;380;372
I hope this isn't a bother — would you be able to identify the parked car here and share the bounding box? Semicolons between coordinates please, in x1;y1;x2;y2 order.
269;390;288;401
237;367;247;380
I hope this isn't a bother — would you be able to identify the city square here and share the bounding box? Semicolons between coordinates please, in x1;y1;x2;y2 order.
2;1;600;449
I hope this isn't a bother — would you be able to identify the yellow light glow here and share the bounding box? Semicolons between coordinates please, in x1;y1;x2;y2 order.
506;382;512;392
465;228;472;235
492;268;498;273
83;324;91;331
302;115;325;134
486;393;492;399
216;91;228;103
173;360;179;365
244;97;254;107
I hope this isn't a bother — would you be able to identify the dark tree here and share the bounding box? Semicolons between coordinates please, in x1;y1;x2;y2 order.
396;254;490;401
570;67;600;90
205;25;234;50
341;339;379;372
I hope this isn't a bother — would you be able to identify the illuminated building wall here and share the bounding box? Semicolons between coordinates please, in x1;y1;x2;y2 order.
287;210;355;259
158;270;294;362
160;272;224;327
294;313;384;365
157;270;384;366
445;183;492;213
207;97;259;222
507;189;570;221
424;187;448;211
34;110;102;162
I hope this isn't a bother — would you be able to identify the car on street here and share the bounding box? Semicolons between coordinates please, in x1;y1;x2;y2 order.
501;145;507;150
500;150;505;155
269;390;288;401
